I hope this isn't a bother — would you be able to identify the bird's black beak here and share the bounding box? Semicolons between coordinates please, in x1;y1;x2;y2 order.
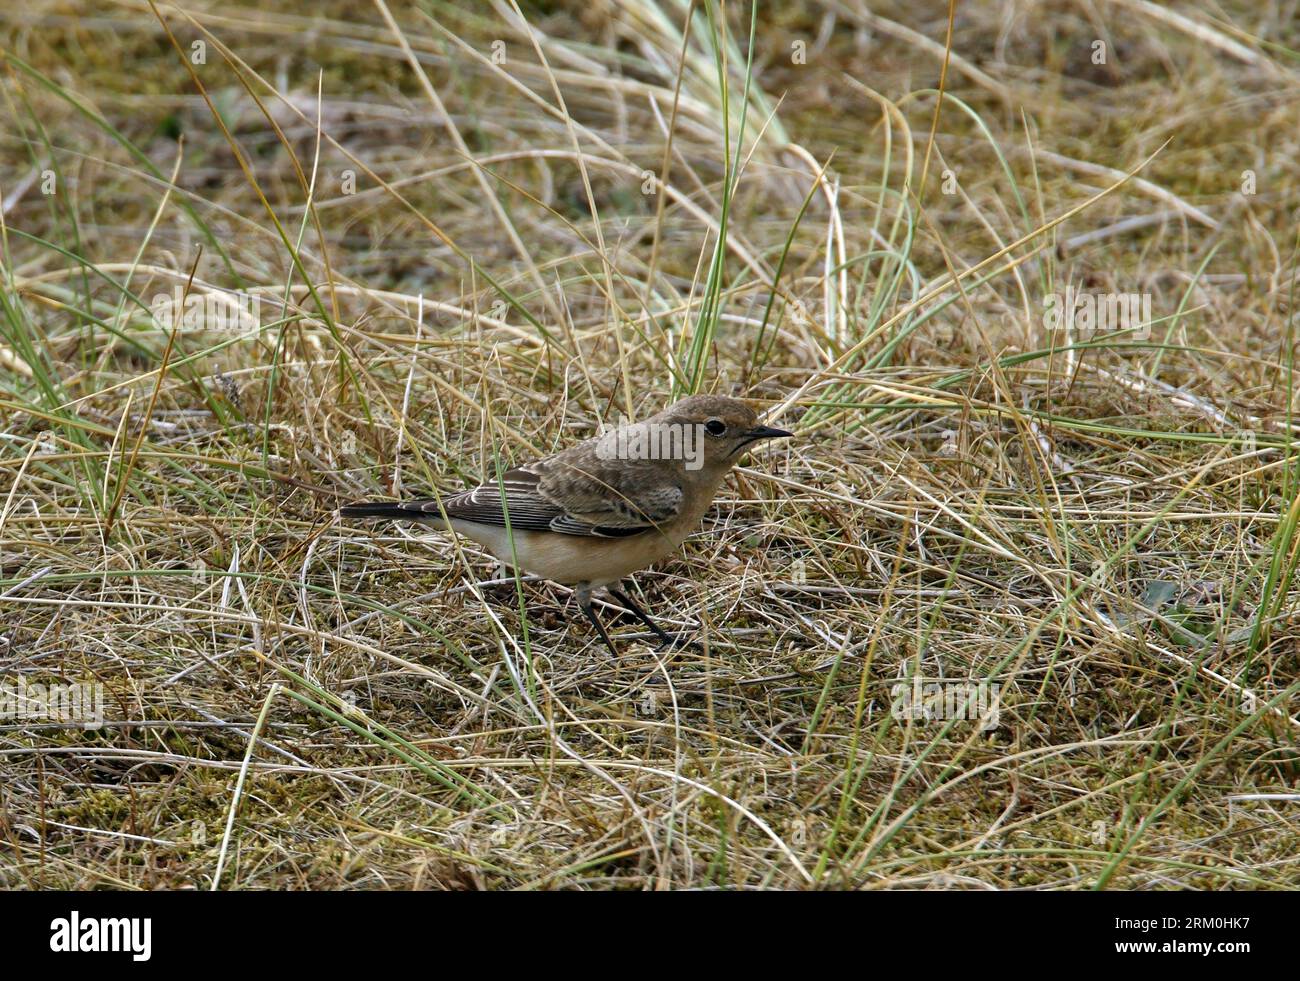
743;424;793;441
730;423;793;457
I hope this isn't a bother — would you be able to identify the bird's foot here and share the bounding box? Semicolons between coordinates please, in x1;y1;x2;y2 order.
652;631;701;653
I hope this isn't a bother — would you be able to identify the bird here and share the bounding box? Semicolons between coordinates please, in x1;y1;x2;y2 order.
339;394;792;655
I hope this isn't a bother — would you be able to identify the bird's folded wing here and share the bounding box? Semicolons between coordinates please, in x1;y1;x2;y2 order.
436;464;682;538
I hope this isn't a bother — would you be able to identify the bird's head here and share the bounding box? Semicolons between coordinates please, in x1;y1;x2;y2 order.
648;394;792;476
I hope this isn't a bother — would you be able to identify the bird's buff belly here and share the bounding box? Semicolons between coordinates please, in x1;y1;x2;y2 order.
449;519;685;587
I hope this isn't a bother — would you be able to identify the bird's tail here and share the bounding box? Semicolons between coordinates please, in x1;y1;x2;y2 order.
338;501;407;519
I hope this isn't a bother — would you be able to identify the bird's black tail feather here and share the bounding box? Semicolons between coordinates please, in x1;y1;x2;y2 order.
338;501;407;519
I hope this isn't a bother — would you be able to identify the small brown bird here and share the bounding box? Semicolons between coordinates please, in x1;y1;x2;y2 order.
340;394;792;654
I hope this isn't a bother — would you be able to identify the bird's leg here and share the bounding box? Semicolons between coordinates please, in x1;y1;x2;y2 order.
610;583;694;651
608;586;673;646
575;584;620;658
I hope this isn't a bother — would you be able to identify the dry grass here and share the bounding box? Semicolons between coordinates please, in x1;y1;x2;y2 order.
1;0;1298;889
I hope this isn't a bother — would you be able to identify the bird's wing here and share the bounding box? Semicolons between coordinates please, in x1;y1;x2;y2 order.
342;442;685;539
534;456;683;535
437;468;560;529
439;459;682;538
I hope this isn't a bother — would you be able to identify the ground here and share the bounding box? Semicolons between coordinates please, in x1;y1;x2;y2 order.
0;0;1298;889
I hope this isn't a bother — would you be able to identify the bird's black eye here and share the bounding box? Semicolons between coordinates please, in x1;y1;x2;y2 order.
704;418;727;437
